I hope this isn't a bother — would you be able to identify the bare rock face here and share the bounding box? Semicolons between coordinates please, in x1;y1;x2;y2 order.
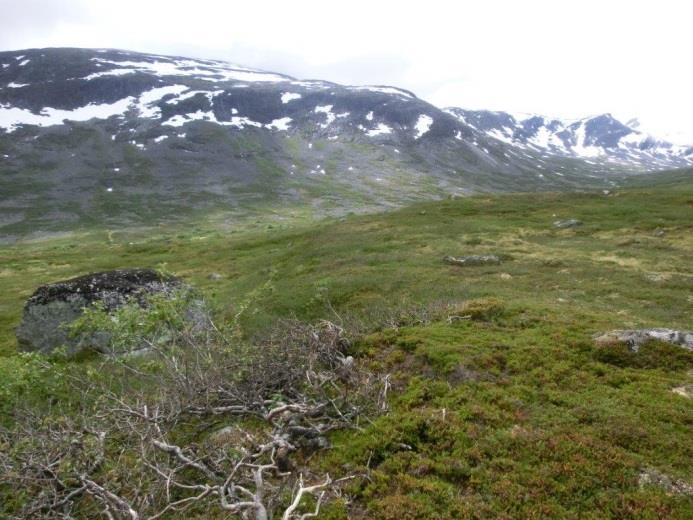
16;269;186;355
594;329;693;352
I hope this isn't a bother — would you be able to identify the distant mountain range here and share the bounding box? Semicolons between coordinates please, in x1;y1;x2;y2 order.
444;108;692;170
0;47;691;238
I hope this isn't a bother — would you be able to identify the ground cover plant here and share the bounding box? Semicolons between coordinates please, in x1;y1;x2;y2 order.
0;179;691;517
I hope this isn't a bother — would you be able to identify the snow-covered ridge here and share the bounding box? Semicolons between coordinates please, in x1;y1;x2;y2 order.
0;49;435;140
347;86;415;99
86;57;291;83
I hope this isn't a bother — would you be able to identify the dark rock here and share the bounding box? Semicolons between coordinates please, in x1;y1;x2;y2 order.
443;254;501;267
16;269;186;355
594;329;693;353
553;219;583;229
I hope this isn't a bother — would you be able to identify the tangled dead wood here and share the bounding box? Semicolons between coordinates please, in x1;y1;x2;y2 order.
1;320;389;519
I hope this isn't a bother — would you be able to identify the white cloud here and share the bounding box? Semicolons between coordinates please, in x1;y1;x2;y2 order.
1;0;691;143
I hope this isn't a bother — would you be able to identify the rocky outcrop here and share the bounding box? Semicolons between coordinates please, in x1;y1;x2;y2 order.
594;329;693;352
444;255;501;267
16;269;186;355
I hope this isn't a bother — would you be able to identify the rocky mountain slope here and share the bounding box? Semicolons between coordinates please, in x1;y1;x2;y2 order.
1;48;691;237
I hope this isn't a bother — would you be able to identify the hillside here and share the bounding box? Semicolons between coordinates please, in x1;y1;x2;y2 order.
2;48;691;239
1;181;691;517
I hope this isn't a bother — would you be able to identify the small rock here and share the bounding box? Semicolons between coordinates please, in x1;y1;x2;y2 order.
500;273;512;280
672;385;692;399
207;272;223;281
443;255;501;267
594;329;693;353
645;272;671;283
639;467;693;496
553;219;583;229
654;228;666;237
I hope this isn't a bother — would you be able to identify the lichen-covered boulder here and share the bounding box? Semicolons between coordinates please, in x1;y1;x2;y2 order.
16;269;187;355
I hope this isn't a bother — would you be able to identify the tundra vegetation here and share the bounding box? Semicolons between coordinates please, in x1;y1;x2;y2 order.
0;177;692;518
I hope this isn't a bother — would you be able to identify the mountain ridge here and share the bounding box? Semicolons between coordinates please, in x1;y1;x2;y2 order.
444;108;692;169
1;47;691;239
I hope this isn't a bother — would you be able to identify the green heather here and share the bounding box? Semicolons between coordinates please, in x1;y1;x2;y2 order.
1;179;692;517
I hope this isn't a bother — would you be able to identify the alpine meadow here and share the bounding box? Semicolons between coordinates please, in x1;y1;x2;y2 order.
0;4;692;518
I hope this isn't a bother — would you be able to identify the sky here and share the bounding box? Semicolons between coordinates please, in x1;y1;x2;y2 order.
1;0;691;144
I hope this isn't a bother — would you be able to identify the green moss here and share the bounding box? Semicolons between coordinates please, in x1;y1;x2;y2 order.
594;340;693;371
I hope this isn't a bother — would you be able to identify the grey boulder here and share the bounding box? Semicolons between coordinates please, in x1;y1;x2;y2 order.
553;219;583;229
16;269;187;355
594;329;693;352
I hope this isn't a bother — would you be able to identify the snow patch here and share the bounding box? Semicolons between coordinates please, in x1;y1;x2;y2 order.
0;98;133;131
266;117;292;131
487;128;514;145
572;122;604;158
136;85;188;118
314;105;336;128
413;115;433;139
163;110;218;127
363;123;392;137
165;89;223;105
281;92;302;103
82;68;140;80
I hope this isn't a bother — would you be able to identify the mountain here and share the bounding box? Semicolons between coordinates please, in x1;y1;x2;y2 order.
1;47;691;238
444;108;693;170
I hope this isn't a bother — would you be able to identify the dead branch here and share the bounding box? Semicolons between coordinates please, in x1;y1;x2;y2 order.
1;319;387;518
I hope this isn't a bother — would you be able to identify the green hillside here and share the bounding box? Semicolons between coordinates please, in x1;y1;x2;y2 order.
1;180;691;517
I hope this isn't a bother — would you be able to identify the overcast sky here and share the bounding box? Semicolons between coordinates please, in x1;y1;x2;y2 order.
1;0;691;143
